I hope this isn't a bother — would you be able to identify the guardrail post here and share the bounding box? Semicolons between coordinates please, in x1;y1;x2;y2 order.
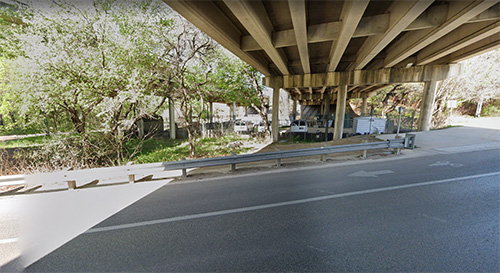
67;180;76;190
230;152;237;172
182;169;187;178
126;162;135;183
362;140;368;159
276;158;281;168
395;136;402;155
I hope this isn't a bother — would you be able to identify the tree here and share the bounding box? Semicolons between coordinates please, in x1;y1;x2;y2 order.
0;57;9;128
166;18;218;157
447;49;500;117
425;49;500;127
211;53;271;136
1;0;179;162
6;1;176;133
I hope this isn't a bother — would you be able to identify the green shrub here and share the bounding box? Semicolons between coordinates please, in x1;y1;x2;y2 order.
481;100;500;117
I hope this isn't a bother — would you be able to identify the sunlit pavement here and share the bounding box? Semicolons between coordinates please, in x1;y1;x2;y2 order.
0;179;171;270
0;196;21;267
21;149;500;271
378;116;500;155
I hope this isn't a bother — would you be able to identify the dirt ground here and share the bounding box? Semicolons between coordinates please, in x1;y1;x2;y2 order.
181;134;393;181
258;134;380;153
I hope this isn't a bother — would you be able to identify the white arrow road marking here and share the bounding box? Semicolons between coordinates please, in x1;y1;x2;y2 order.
430;161;450;166
430;161;463;167
348;170;394;177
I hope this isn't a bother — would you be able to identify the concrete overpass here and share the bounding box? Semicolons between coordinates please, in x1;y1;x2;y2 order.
165;0;500;141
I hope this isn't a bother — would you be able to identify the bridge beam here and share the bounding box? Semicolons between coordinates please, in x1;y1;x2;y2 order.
224;0;289;76
264;64;460;89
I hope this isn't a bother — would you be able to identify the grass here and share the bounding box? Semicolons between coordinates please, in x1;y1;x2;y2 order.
1;132;253;166
128;134;252;164
0;127;42;136
0;135;52;148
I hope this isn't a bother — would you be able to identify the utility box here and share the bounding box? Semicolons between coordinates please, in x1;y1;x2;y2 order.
404;133;416;149
353;117;386;134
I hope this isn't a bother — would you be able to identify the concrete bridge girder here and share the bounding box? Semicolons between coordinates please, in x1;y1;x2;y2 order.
166;0;499;143
266;64;460;141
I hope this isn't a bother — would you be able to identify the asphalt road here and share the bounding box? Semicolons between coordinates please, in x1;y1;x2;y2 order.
23;148;500;271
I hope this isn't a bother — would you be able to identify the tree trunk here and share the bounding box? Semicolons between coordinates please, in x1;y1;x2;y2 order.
247;70;271;137
475;95;484;118
186;125;196;158
52;111;58;132
9;112;15;124
69;110;85;134
250;103;270;137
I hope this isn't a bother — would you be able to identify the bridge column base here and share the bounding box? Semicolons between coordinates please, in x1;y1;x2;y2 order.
418;80;439;131
272;85;280;143
334;84;348;139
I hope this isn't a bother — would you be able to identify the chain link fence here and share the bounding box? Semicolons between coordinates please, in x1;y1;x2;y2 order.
386;110;419;134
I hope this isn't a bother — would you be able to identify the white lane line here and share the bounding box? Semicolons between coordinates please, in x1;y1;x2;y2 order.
86;172;500;234
419;213;448;223
307;245;325;252
0;238;18;244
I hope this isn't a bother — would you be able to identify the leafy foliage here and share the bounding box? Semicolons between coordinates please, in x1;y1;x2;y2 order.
210;52;271;135
0;0;274;173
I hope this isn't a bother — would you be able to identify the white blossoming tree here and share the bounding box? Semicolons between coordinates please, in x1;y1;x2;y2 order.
1;0;181;162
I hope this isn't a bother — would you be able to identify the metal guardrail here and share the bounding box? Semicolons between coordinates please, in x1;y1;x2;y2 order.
159;138;407;176
0;135;415;195
0;174;25;185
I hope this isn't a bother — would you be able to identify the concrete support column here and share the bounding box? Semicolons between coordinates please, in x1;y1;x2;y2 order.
137;119;145;138
272;85;280;143
232;102;237;120
334;84;348;139
324;89;331;141
169;97;176;139
209;101;213;123
418;80;439;131
361;94;368;116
